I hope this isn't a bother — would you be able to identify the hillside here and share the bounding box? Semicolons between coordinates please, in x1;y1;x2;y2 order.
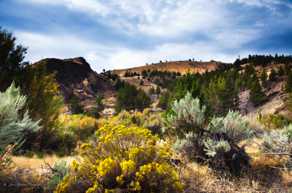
113;60;227;76
32;57;115;111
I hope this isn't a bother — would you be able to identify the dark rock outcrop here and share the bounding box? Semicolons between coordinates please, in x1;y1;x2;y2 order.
32;57;114;111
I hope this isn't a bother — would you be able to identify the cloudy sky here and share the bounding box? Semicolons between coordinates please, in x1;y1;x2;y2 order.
1;0;292;72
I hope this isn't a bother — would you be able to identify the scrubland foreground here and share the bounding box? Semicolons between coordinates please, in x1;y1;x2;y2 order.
1;27;292;193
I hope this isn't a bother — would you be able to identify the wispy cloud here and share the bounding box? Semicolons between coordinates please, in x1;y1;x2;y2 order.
3;0;292;71
15;30;237;72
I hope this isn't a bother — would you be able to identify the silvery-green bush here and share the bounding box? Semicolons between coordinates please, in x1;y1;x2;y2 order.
203;111;253;158
0;82;40;150
261;125;292;168
207;111;254;142
203;138;231;157
166;93;253;174
166;92;206;139
262;124;292;154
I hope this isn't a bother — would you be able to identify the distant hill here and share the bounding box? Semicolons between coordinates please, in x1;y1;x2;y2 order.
112;60;228;76
32;57;115;111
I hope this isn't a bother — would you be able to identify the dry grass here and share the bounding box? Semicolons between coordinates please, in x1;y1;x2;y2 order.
0;155;75;193
113;60;222;76
179;136;292;193
11;155;74;169
180;161;292;193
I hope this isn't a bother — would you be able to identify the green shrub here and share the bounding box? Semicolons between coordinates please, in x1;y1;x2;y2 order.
57;114;98;141
84;94;104;118
20;65;64;151
116;82;151;112
258;114;291;129
53;114;98;155
68;95;83;114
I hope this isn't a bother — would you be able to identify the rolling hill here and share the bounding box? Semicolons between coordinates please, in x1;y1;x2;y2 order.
112;60;228;76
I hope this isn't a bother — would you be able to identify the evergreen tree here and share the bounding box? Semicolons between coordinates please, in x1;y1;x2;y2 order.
0;27;27;90
20;65;64;150
286;71;292;93
278;66;285;76
243;64;257;88
158;91;172;109
260;69;268;87
68;95;83;114
156;86;161;95
250;78;266;106
203;72;239;116
285;72;292;114
287;93;292;114
269;68;277;81
116;82;150;112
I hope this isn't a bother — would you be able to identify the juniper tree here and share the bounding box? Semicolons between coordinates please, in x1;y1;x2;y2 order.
260;69;268;87
0;27;27;90
20;65;64;151
202;73;239;116
285;71;292;93
269;68;277;81
250;77;267;106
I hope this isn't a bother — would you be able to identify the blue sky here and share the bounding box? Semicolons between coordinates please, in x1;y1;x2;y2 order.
1;0;292;72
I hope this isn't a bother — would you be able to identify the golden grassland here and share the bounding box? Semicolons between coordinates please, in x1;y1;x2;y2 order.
11;155;75;170
113;60;221;76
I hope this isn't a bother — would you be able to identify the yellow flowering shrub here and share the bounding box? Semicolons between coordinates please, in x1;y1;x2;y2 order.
55;122;183;193
98;109;163;135
57;114;98;141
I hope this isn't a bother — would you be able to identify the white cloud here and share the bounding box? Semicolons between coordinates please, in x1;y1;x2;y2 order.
15;31;114;71
24;0;110;16
136;0;228;37
107;42;236;70
20;0;292;39
14;0;291;70
228;0;292;15
15;31;238;72
20;0;233;38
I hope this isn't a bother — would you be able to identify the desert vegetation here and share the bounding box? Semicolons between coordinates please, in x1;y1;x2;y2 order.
1;27;292;193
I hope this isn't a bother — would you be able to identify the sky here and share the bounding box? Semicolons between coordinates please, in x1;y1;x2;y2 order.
1;0;292;72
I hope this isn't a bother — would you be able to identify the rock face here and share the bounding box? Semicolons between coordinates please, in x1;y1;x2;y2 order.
33;57;114;110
